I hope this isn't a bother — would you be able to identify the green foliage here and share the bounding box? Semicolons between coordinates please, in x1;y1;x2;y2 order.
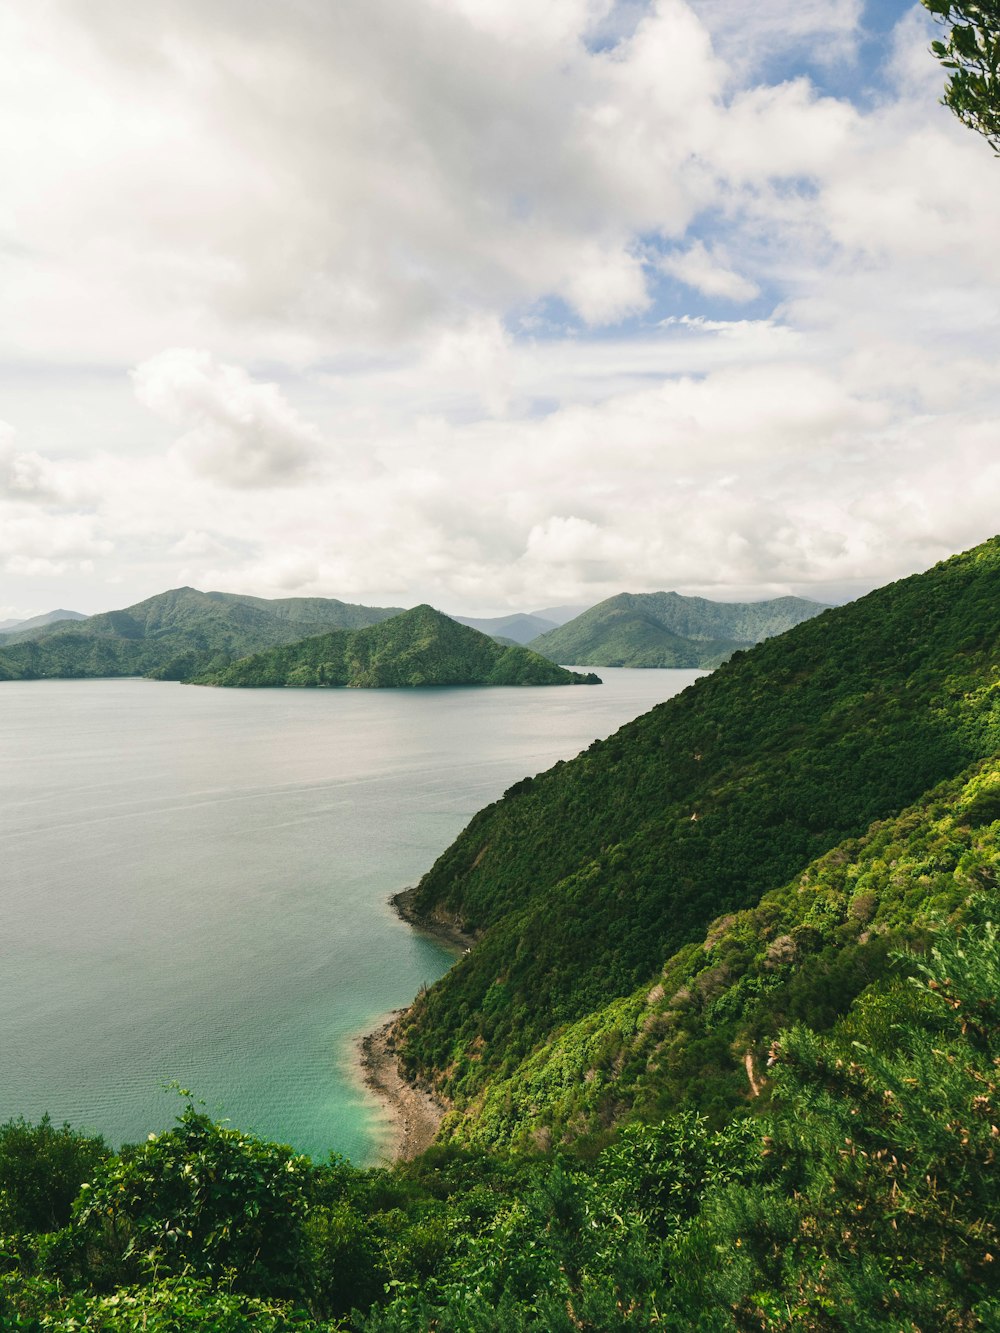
0;1272;340;1332
0;1117;108;1235
3;916;1000;1330
69;1105;311;1297
527;590;826;668
397;537;1000;1119
440;756;1000;1150
0;587;404;682
359;1121;762;1332
11;544;1000;1326
923;0;1000;151
195;605;600;689
707;916;1000;1329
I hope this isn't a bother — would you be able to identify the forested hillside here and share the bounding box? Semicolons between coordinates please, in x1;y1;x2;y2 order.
0;588;403;681
397;538;1000;1109
431;754;1000;1149
527;590;826;667
194;604;601;688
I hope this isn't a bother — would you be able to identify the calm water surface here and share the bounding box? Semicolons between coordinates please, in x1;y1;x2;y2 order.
0;670;700;1162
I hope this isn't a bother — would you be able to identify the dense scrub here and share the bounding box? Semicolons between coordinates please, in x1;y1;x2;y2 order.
435;755;1000;1148
397;538;1000;1108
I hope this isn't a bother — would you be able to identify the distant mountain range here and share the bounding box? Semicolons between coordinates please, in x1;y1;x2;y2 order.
451;612;558;644
0;608;88;635
530;603;589;626
526;590;829;667
193;604;601;689
449;605;589;643
0;588;404;682
0;586;830;683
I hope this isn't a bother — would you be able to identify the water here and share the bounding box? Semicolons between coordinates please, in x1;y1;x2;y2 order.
0;670;701;1163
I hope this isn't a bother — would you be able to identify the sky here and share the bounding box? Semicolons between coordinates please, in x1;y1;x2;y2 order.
2;0;999;620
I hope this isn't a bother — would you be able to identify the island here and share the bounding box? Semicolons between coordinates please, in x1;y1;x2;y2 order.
191;604;602;688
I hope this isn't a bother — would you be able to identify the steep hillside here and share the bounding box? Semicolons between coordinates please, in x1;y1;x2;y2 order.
395;538;1000;1109
528;590;827;666
0;588;403;681
425;755;1000;1149
194;604;602;688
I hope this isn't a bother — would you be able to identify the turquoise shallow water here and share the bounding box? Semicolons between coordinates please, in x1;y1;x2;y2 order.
0;670;700;1163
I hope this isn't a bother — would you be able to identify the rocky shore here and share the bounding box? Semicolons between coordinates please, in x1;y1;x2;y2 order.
353;887;476;1161
391;884;478;951
356;1012;446;1161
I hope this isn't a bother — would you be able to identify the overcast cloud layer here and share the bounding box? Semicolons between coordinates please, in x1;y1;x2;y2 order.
1;0;999;618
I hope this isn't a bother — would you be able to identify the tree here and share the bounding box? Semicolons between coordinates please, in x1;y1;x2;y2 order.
0;1114;108;1233
923;1;1000;151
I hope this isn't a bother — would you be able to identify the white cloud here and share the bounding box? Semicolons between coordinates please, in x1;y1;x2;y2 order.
0;423;87;504
428;0;614;47
131;349;322;488
659;241;760;301
1;0;1000;618
0;509;113;577
0;0;828;361
690;0;864;74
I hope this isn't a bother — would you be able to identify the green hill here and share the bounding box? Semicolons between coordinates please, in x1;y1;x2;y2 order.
193;604;603;688
393;538;1000;1116
527;589;827;666
0;587;404;681
427;754;1000;1149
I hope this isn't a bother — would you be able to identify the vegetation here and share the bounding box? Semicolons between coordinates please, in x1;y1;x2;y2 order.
433;754;1000;1150
193;605;602;689
0;588;404;683
396;538;1000;1113
3;912;1000;1328
527;590;826;668
924;0;1000;151
9;542;1000;1325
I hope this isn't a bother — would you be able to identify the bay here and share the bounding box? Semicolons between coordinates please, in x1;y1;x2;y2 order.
0;669;701;1163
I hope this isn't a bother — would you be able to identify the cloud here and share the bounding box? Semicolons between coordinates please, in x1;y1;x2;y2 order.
131;349;322;487
0;509;113;577
691;0;864;74
1;1;1000;618
0;0;862;362
0;423;86;504
659;241;760;301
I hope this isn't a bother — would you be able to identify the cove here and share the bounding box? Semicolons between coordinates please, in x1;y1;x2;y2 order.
0;670;700;1163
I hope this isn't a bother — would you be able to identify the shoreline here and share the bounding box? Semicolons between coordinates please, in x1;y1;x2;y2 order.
391;884;478;952
354;890;474;1162
354;888;476;1162
356;1011;447;1161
